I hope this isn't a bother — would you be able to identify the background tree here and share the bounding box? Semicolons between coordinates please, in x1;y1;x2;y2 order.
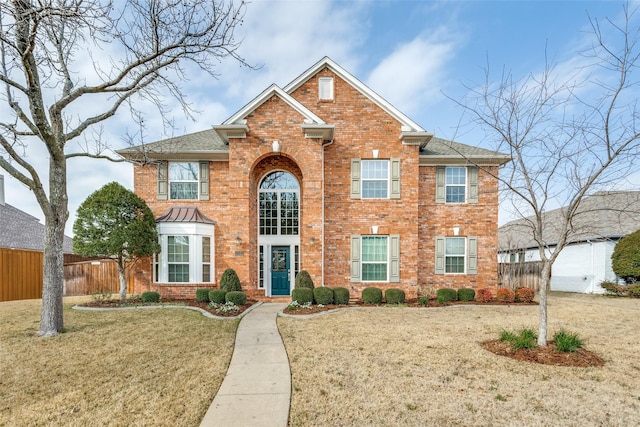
612;229;640;284
73;182;160;301
453;5;640;345
0;0;247;335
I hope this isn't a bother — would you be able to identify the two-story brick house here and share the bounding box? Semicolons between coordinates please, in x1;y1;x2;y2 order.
118;57;510;300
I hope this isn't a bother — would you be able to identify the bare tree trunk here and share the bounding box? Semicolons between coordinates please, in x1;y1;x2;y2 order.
39;161;68;336
117;260;127;301
537;260;553;346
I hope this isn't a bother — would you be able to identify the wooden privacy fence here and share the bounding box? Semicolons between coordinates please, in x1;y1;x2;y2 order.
498;261;543;291
64;259;134;296
0;248;132;302
0;248;43;302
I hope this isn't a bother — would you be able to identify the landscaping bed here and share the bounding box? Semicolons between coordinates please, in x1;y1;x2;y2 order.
80;297;258;317
481;339;605;367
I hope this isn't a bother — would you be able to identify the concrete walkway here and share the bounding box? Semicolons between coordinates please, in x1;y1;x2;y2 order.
200;303;290;427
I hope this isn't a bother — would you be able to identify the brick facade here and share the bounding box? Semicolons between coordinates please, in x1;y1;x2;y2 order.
126;58;506;301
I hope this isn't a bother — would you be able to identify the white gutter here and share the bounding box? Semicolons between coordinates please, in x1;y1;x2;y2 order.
321;138;334;287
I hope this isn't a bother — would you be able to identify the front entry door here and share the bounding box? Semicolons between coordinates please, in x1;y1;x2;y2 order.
271;246;290;296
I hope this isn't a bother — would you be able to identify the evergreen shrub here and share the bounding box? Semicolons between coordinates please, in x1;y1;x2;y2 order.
220;268;241;292
333;287;350;305
208;290;227;304
141;291;160;303
295;270;314;289
225;291;247;305
196;288;213;303
385;288;405;304
313;287;334;305
291;288;313;304
457;288;475;302
362;287;383;304
436;288;457;304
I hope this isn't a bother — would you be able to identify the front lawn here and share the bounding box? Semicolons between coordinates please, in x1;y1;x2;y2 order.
278;292;640;426
0;297;237;426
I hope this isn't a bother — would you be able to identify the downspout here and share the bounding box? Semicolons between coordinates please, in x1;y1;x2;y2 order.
321;139;334;287
588;240;595;293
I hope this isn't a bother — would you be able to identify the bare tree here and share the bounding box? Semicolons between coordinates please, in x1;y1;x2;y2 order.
0;0;248;336
453;4;640;345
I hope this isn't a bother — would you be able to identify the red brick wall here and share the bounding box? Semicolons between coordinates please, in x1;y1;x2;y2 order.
130;67;502;300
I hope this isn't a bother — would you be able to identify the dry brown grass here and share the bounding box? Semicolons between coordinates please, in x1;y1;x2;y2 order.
278;292;640;426
0;296;237;426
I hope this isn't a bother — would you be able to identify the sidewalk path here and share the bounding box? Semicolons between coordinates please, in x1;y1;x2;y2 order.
200;303;290;427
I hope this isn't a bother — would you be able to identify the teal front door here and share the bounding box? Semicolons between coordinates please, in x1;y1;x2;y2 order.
271;246;290;296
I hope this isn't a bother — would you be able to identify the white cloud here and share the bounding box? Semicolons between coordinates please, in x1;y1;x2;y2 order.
366;29;459;125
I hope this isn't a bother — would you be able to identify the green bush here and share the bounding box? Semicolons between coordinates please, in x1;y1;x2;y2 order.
419;297;428;306
500;327;537;350
437;288;457;304
627;283;640;298
385;288;405;304
195;288;213;303
291;288;313;304
220;268;242;292
295;270;314;289
225;291;247;305
333;287;350;305
612;229;640;283
313;287;334;305
362;287;383;304
599;280;624;296
208;290;227;304
457;288;475;302
141;291;160;303
553;329;584;352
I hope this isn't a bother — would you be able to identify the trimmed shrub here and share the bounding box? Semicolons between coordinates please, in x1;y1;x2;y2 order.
553;329;584;353
436;288;457;304
295;270;314;289
313;287;334;305
196;288;213;303
385;288;405;304
457;288;475;302
225;291;247;305
362;287;383;304
208;290;227;304
612;228;640;283
627;283;640;298
291;288;313;304
141;291;160;303
333;287;350;305
496;288;515;303
475;288;493;303
220;268;241;292
515;287;535;303
599;280;625;296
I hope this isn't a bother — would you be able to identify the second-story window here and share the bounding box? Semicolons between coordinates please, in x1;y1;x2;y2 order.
169;162;199;200
361;160;389;199
445;167;466;203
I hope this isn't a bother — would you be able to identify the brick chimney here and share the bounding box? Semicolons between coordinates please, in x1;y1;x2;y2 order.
0;174;4;206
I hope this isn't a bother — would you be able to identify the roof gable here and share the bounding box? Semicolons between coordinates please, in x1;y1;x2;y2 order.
283;56;425;132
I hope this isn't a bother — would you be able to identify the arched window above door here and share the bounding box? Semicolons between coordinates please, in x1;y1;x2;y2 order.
259;171;299;236
260;171;299;190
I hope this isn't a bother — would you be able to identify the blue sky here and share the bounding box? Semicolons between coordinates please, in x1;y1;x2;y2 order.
1;0;633;235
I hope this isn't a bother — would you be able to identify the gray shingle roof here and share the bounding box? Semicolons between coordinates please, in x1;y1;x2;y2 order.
499;191;640;250
117;129;228;160
420;137;511;163
0;203;74;253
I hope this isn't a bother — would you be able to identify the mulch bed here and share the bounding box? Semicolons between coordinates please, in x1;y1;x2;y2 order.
481;340;606;367
283;298;538;315
80;298;259;317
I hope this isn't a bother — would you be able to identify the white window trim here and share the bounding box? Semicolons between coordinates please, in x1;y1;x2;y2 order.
169;162;199;200
445;236;466;274
361;235;389;282
361;159;390;199
155;222;215;283
445;166;467;204
319;77;334;100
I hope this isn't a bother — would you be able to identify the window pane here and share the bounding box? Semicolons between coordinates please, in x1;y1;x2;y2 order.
446;186;465;203
170;182;198;200
259;246;264;288
445;256;465;273
202;237;211;262
362;160;389;199
169;162;198;181
280;192;299;235
446;167;465;185
446;238;465;255
202;264;210;282
260;171;299;190
168;264;189;282
362;263;387;281
168;236;189;262
259;192;278;235
362;236;388;261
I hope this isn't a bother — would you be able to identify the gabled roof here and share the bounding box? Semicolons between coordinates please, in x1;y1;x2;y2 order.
117;129;228;161
156;207;216;224
420;137;512;166
284;56;426;133
499;191;640;251
0;203;74;253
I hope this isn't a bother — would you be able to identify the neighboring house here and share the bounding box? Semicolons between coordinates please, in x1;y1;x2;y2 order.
0;175;74;253
498;191;640;293
118;57;510;300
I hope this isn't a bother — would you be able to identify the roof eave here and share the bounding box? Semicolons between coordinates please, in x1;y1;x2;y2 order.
419;154;512;166
400;131;434;146
301;123;335;141
117;149;229;162
212;124;249;144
